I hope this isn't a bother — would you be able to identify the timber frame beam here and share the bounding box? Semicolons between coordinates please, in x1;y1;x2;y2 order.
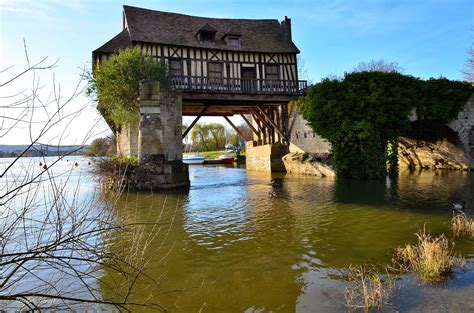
182;105;209;139
223;116;251;142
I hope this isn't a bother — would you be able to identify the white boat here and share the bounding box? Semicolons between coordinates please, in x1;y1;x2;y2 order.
183;154;205;165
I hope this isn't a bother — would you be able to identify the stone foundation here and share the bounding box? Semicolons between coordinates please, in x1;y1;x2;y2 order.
245;141;287;172
282;152;335;177
112;80;190;190
398;136;470;171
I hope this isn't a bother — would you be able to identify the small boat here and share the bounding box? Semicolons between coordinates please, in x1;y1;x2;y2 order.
203;158;222;165
183;154;205;165
218;155;235;164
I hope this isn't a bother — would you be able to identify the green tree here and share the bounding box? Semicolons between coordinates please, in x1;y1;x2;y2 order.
86;47;169;129
208;123;225;150
191;123;211;151
190;123;227;151
86;137;116;157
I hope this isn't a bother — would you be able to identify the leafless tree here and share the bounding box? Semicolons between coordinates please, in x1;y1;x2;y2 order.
0;41;174;311
352;59;404;73
461;46;473;83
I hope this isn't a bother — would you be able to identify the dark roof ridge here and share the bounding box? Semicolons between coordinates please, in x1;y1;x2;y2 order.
122;5;281;23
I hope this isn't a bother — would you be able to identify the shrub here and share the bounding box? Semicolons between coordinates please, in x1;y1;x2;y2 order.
395;229;454;281
452;213;474;239
86;47;170;129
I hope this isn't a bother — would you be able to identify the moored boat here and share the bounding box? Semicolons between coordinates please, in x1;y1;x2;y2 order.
203;158;222;165
183;155;205;165
218;155;235;164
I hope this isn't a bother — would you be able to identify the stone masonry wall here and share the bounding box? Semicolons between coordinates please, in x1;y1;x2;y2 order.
448;94;474;168
287;106;331;154
138;81;183;162
116;123;139;157
111;81;189;190
246;141;287;172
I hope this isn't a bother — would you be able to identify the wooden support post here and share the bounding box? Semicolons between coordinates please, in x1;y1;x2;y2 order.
251;108;272;145
257;107;288;141
251;111;267;145
240;113;260;140
182;105;209;139
223;116;250;141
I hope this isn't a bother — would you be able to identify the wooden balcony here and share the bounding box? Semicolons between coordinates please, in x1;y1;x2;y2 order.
171;76;307;99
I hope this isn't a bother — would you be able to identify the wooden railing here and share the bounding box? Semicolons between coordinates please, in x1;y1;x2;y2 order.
170;76;307;95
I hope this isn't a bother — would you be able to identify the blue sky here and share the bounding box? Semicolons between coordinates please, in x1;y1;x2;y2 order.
0;0;472;144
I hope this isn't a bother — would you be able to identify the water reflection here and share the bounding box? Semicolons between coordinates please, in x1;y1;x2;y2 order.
103;166;474;312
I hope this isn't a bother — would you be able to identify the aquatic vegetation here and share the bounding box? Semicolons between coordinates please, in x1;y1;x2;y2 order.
344;265;395;312
395;229;454;281
452;213;474;239
110;155;139;165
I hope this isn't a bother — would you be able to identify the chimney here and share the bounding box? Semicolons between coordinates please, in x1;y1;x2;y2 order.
281;16;292;42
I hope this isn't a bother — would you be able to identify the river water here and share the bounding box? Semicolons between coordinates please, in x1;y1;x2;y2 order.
2;157;474;312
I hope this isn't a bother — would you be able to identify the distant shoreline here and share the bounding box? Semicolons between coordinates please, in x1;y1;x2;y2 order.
0;144;89;158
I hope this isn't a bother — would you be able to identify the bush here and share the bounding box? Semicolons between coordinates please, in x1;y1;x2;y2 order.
452;213;474;239
395;229;454;281
87;47;170;129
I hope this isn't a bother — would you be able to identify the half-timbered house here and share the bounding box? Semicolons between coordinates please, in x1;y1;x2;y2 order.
93;5;306;149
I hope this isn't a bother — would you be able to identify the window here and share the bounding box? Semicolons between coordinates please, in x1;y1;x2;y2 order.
201;31;215;43
170;59;182;77
228;37;240;47
265;64;279;81
208;62;223;78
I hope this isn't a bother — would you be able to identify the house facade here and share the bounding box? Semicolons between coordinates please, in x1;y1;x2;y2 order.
93;5;306;111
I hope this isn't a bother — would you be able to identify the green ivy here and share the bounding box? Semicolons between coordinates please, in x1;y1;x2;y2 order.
86;47;170;129
300;71;472;179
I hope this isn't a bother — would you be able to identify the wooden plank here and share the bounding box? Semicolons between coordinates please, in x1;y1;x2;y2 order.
182;105;210;139
224;116;250;141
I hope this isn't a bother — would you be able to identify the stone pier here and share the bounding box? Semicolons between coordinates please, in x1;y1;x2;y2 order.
116;80;189;190
245;141;287;172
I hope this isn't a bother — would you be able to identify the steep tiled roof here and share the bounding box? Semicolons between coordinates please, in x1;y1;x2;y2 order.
94;29;131;53
118;5;299;53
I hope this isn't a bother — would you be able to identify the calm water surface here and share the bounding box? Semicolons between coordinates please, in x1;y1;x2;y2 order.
1;157;473;312
105;164;474;312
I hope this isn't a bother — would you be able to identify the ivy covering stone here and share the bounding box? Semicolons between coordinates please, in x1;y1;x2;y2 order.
299;71;472;179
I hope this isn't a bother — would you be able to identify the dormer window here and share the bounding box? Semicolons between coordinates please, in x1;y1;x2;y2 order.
223;26;242;48
200;31;215;43
197;24;217;44
227;36;240;47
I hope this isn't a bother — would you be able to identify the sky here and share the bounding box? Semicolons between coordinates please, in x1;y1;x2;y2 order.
0;0;472;145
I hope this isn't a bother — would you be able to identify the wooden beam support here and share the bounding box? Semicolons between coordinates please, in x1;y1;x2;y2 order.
223;116;251;142
240;114;260;139
251;107;272;130
257;106;288;141
251;111;267;145
182;105;209;139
